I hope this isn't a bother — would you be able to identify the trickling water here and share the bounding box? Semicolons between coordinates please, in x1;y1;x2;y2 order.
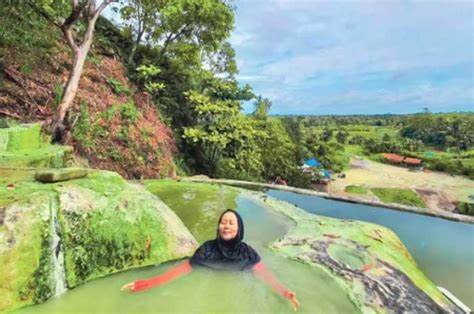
49;197;67;296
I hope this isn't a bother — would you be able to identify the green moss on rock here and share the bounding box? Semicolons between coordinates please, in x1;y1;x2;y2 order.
243;191;461;314
57;172;197;287
0;190;55;312
0;124;73;169
34;168;89;183
0;171;198;312
5;124;41;151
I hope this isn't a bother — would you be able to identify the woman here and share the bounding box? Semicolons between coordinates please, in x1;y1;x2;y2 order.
121;209;300;311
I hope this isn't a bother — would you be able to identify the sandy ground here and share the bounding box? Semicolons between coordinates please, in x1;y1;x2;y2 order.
330;157;474;211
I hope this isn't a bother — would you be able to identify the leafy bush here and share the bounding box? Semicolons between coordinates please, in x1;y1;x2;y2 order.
455;202;474;216
106;77;131;95
345;185;368;195
371;188;426;207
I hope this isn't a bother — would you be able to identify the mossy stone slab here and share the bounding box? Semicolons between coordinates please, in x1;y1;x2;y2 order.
34;168;89;183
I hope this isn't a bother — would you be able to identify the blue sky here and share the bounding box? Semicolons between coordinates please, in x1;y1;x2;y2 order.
230;0;474;115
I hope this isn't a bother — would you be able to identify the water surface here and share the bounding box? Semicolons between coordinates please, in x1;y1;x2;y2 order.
267;189;474;309
17;184;356;313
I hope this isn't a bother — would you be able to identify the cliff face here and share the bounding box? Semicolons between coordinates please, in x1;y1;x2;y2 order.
1;18;177;179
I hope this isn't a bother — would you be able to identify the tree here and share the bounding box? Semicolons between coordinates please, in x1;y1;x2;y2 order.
118;0;159;65
119;0;234;66
321;128;333;142
28;0;117;143
336;130;347;144
252;96;272;120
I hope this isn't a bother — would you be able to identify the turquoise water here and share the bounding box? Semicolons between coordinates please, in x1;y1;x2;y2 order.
267;189;474;309
17;191;356;313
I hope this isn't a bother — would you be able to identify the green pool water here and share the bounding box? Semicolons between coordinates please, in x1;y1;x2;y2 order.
267;189;474;310
16;181;356;313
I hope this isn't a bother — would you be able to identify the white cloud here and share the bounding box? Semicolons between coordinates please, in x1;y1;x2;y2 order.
232;0;474;114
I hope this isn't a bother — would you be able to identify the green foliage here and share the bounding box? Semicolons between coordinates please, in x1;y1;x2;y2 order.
107;77;131;95
400;113;474;151
0;3;59;62
345;185;368;195
136;64;161;77
120;102;139;122
183;89;257;176
136;64;165;94
53;82;64;110
409;150;474;179
72;101;94;148
455;202;474;216
252;96;272;120
120;0;234;66
371;188;426;208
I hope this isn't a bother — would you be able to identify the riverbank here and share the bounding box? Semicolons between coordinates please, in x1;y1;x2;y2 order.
181;176;474;224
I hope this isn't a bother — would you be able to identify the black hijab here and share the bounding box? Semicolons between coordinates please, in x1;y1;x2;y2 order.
189;209;261;271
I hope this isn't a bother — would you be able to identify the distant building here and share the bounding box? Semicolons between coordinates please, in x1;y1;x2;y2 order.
382;153;422;169
403;157;422;167
382;153;404;164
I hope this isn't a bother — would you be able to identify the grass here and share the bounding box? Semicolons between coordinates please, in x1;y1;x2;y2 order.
345;185;368;195
370;188;426;208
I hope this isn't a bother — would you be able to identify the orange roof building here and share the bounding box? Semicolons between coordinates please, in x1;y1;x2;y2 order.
382;153;404;164
403;157;422;166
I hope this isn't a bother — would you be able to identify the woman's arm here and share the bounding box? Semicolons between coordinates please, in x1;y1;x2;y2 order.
121;260;193;293
252;261;300;311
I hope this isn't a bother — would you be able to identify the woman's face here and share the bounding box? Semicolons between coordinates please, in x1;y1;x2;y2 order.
219;212;239;241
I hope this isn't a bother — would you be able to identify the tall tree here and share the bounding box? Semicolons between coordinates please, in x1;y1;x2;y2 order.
119;0;234;66
28;0;117;143
252;96;272;120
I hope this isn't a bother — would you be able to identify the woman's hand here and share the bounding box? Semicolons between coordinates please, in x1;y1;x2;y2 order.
284;290;300;311
120;282;135;292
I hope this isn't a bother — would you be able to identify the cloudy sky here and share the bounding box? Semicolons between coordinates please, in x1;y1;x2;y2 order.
230;0;474;115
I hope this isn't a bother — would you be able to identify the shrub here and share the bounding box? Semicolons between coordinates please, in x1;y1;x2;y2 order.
371;188;426;207
345;185;368;195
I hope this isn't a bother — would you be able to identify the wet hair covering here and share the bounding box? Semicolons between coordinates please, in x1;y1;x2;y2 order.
190;209;261;271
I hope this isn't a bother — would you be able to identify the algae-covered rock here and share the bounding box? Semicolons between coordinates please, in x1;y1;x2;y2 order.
57;171;198;287
0;170;198;312
0;124;73;168
0;189;56;312
34;168;89;183
0;123;41;152
244;191;462;314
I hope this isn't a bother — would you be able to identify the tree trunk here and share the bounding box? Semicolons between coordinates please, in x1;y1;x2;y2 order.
51;44;91;143
50;0;114;144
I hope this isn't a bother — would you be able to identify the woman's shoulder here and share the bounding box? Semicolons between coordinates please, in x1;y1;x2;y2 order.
193;239;217;255
240;242;261;260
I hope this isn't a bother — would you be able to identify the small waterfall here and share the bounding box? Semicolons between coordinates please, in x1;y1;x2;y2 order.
50;199;67;296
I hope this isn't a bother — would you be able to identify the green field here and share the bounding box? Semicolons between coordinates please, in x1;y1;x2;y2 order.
370;188;426;208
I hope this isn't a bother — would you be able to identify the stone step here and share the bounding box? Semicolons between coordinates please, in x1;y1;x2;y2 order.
0;146;73;168
35;168;89;183
0;123;42;152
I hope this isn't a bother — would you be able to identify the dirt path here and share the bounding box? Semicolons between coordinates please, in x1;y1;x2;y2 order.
330;157;474;211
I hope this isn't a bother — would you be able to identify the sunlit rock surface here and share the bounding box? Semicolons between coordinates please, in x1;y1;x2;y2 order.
245;191;462;313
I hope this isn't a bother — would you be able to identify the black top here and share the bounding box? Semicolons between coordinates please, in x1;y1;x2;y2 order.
189;209;261;271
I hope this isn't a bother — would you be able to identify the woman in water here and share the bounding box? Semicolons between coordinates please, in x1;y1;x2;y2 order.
121;209;300;311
